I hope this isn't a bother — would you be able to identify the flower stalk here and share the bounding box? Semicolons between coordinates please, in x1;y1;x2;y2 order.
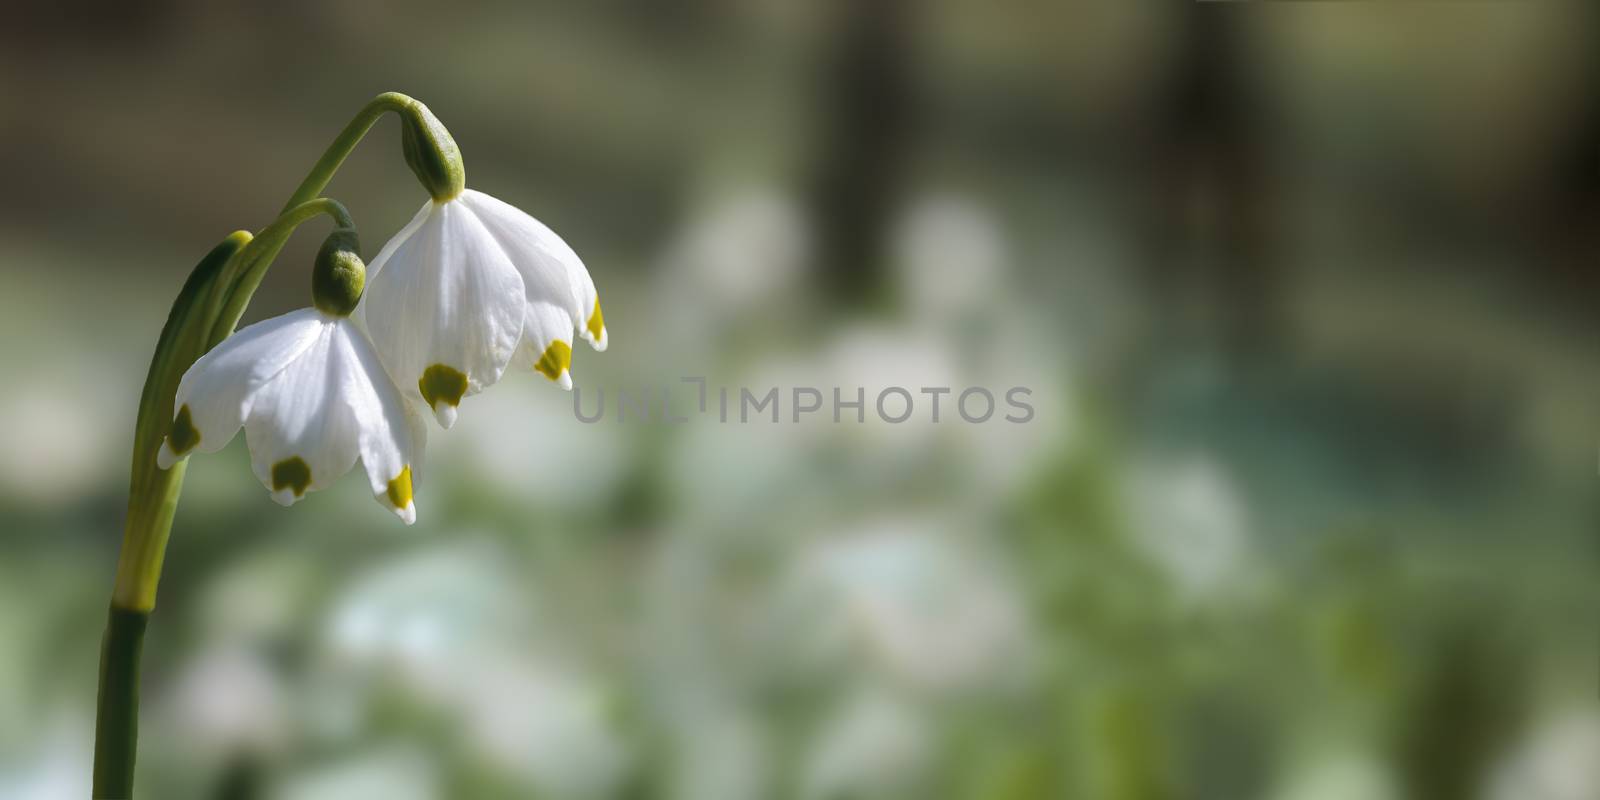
93;92;450;798
91;90;592;798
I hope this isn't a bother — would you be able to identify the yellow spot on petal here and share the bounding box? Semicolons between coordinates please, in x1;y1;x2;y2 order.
586;300;605;340
418;364;468;412
386;465;414;509
534;340;572;382
169;404;201;455
271;457;312;497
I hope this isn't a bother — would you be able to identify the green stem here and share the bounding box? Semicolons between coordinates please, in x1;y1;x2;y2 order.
96;204;350;798
93;93;419;798
92;607;148;799
111;234;250;612
282;92;421;213
206;90;438;342
94;230;244;798
207;197;354;345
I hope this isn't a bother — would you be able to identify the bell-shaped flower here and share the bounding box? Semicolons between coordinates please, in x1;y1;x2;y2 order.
158;230;425;523
360;189;607;428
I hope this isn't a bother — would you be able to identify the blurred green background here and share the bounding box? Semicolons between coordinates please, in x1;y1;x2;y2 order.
1;2;1597;798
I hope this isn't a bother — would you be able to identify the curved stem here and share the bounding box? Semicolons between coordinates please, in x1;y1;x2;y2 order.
97;200;354;798
207;197;354;345
282;92;417;213
96;231;249;798
94;95;413;799
110;233;252;612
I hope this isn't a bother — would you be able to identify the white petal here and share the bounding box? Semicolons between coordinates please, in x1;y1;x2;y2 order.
333;320;424;524
431;402;457;429
362;200;526;428
460;189;607;353
355;200;433;331
507;301;576;390
241;319;361;503
364;201;434;282
159;308;326;467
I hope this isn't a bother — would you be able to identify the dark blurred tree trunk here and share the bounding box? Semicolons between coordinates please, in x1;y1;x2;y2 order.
807;0;918;312
1137;5;1284;364
1537;11;1600;317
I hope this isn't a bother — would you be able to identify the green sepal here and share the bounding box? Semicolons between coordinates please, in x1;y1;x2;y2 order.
400;98;465;202
115;231;250;611
312;227;365;316
278;92;465;208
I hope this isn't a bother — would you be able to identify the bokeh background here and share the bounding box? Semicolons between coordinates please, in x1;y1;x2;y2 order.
1;2;1597;798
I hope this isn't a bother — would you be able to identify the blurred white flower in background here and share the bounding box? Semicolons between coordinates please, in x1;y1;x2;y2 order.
659;184;807;325
667;705;770;800
667;409;814;534
322;540;628;797
890;191;1078;503
1271;747;1396;800
164;643;289;756
1125;453;1253;602
0;365;120;505
327;539;530;685
451;653;628;799
893;193;1007;326
812;324;960;454
0;717;90;800
272;743;439;800
664;350;843;533
195;550;322;643
1487;711;1600;800
955;323;1074;503
771;519;1030;694
800;684;929;800
638;540;776;799
445;378;628;508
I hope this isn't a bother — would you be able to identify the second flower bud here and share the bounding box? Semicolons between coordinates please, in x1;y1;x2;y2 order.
313;227;366;316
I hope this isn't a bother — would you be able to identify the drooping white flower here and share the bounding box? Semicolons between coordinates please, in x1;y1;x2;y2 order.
361;189;607;428
157;308;424;523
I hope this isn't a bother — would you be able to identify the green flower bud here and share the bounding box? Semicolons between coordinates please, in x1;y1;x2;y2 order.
400;99;465;202
312;227;365;316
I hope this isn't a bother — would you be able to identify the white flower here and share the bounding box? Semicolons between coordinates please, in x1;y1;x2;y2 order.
165;643;288;754
771;520;1031;693
1272;747;1396;800
1124;453;1251;601
800;686;928;800
1487;711;1600;800
157;308;424;523
273;744;441;800
361;189;607;428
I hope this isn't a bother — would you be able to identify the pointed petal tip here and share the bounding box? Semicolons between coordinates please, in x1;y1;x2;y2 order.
432;402;458;429
156;441;181;470
270;488;298;507
394;502;417;525
557;371;573;391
